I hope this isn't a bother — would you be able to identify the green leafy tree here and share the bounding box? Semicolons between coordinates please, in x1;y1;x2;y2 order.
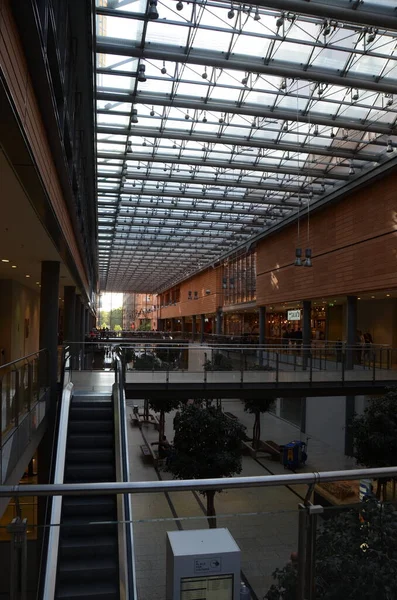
351;388;397;499
114;324;122;332
244;397;275;450
109;307;123;329
265;497;397;600
148;397;181;445
167;404;245;528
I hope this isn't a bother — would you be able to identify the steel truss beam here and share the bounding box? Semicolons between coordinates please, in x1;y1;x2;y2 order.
96;39;397;95
97;171;324;194
96;1;397;31
99;198;283;216
231;0;397;30
103;228;260;240
101;211;271;227
96;152;347;180
96;126;380;160
97;187;301;206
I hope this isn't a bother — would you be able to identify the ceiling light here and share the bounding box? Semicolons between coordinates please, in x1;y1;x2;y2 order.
202;112;207;123
36;281;40;285
386;139;394;153
131;108;138;124
323;20;331;37
294;248;302;267
357;297;361;300
219;115;224;124
371;296;375;299
161;61;167;74
304;248;312;268
202;67;208;79
127;141;133;153
1;259;9;262
176;1;183;10
185;110;190;120
276;13;284;29
138;64;146;82
143;139;147;146
227;4;235;19
241;75;248;86
349;162;355;175
385;93;393;107
12;265;17;268
173;142;177;149
386;294;391;297
26;275;30;278
366;28;377;44
330;128;335;138
150;106;155;117
351;88;359;101
148;0;159;20
280;77;287;90
254;6;260;21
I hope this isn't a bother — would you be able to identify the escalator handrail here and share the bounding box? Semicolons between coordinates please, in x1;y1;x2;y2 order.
114;353;137;600
41;380;73;600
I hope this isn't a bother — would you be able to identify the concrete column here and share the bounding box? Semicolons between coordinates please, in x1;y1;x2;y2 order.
216;309;222;336
80;304;85;340
181;316;186;337
170;318;175;333
74;296;81;362
39;261;60;401
345;396;355;456
302;300;312;370
346;295;357;369
259;306;266;366
200;314;205;344
192;315;197;340
63;286;76;343
259;306;266;345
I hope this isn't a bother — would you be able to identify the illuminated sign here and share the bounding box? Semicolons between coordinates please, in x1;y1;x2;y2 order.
287;310;301;321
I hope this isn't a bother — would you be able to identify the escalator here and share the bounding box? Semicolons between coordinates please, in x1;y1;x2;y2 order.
41;352;135;600
55;393;119;599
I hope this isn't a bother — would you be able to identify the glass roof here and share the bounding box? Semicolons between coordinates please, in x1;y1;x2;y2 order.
95;0;397;292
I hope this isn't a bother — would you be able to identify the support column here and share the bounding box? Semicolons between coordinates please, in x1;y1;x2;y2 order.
192;315;197;341
259;306;266;366
302;300;312;370
39;261;60;400
346;295;357;370
84;308;90;334
200;314;205;344
170;318;175;334
74;296;81;364
259;306;266;345
216;308;222;336
181;316;186;337
63;286;76;343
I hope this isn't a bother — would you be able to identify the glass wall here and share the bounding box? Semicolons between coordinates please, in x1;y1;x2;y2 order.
223;251;256;306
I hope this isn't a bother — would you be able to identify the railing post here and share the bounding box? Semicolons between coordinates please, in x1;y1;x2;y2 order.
296;504;308;600
7;517;27;600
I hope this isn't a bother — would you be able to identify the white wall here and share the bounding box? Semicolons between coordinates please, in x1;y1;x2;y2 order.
305;396;346;455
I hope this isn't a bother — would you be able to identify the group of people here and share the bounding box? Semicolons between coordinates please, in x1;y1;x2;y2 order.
282;327;303;347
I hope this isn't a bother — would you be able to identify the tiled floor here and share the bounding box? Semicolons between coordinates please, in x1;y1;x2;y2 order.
126;398;358;600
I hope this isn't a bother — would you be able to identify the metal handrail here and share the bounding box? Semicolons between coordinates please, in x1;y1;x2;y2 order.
42;381;73;600
114;353;137;600
0;349;47;373
2;466;397;498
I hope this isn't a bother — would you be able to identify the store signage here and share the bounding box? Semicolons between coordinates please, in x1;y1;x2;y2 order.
287;310;301;321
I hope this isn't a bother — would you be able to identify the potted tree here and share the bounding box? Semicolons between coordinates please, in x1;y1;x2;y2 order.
167;404;245;528
243;397;275;457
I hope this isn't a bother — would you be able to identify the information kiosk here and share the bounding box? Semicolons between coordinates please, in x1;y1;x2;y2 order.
166;528;241;600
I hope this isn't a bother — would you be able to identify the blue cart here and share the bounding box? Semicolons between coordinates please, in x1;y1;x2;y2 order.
282;440;307;470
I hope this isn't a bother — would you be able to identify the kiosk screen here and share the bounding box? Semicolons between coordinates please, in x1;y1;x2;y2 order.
180;574;233;600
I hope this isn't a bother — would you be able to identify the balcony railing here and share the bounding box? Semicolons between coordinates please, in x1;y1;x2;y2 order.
0;350;49;484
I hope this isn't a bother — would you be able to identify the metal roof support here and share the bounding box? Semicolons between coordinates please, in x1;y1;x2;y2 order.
96;40;397;95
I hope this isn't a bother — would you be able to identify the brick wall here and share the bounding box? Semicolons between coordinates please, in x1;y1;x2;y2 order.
159;267;223;318
256;171;397;305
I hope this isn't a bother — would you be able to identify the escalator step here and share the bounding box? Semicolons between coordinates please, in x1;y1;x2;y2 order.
68;420;113;433
59;535;118;559
67;434;113;449
62;495;117;517
55;580;118;599
58;556;118;583
69;407;113;421
60;517;117;538
66;448;114;463
64;464;115;482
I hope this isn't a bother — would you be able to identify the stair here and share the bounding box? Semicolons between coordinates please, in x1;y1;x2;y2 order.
55;394;119;600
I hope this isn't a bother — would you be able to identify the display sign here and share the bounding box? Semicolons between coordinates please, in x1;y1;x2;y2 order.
287;310;301;321
181;575;233;600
